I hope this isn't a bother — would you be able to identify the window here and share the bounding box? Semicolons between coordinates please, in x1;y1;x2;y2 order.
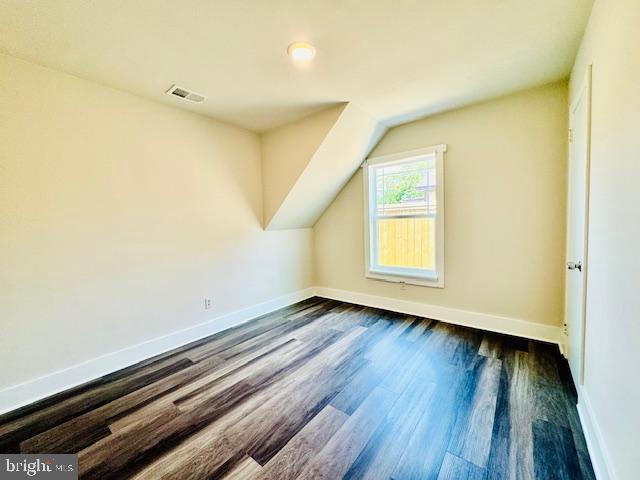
363;144;446;287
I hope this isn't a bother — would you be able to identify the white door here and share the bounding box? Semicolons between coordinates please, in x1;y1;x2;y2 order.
565;66;592;386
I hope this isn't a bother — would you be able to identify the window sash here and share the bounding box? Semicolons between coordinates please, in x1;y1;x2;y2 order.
363;144;446;288
374;214;434;220
369;218;438;280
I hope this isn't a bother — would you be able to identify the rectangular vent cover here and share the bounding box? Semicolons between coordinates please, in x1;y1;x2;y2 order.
166;84;206;103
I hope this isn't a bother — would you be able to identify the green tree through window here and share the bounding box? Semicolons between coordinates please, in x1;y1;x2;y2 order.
382;169;422;204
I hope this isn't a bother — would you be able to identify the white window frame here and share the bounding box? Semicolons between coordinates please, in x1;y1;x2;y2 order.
363;144;446;288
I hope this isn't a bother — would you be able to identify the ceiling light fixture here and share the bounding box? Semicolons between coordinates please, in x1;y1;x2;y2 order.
287;42;316;62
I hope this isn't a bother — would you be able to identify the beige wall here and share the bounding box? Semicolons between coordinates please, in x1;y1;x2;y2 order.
260;105;344;228
0;53;313;390
314;83;568;327
570;1;640;478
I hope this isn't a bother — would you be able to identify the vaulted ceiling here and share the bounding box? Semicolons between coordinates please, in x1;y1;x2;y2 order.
262;103;385;230
0;0;594;229
0;0;593;132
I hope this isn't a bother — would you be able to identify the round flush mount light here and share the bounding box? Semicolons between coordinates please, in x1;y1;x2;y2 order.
287;42;316;62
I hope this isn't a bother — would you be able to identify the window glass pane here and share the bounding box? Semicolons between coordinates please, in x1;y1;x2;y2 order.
377;217;436;269
373;155;436;218
371;154;437;271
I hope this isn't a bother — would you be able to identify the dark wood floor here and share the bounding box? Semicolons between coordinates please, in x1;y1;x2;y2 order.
0;297;595;479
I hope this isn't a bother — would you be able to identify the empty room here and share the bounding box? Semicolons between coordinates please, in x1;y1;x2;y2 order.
0;0;638;479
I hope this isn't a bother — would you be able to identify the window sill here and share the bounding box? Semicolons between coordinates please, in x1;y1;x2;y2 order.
366;269;444;289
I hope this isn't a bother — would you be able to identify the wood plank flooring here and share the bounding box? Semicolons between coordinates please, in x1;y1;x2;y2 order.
0;297;596;479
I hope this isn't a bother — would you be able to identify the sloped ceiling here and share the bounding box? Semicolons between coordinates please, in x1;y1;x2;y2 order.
0;0;593;131
263;104;385;230
0;0;594;229
261;104;346;228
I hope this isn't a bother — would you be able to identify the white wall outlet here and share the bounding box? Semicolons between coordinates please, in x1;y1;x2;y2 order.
204;297;213;310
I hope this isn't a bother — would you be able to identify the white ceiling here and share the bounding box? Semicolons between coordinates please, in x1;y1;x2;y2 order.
0;0;593;132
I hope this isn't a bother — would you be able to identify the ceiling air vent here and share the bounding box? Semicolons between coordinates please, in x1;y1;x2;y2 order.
166;84;206;103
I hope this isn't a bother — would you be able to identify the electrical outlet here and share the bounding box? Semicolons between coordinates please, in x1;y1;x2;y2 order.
204;298;213;310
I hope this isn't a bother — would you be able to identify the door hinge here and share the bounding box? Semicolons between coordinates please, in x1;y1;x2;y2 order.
568;129;573;143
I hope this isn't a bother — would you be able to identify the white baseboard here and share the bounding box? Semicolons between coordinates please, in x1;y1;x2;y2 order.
4;284;608;478
314;287;622;477
558;334;569;358
0;285;563;416
577;386;618;480
314;286;562;345
0;287;317;415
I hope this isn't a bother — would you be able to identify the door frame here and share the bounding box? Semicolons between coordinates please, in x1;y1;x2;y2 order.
565;64;592;386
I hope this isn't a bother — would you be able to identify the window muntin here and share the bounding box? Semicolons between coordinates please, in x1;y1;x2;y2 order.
364;145;445;287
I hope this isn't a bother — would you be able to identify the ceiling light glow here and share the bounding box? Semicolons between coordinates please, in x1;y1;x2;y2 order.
287;42;316;62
